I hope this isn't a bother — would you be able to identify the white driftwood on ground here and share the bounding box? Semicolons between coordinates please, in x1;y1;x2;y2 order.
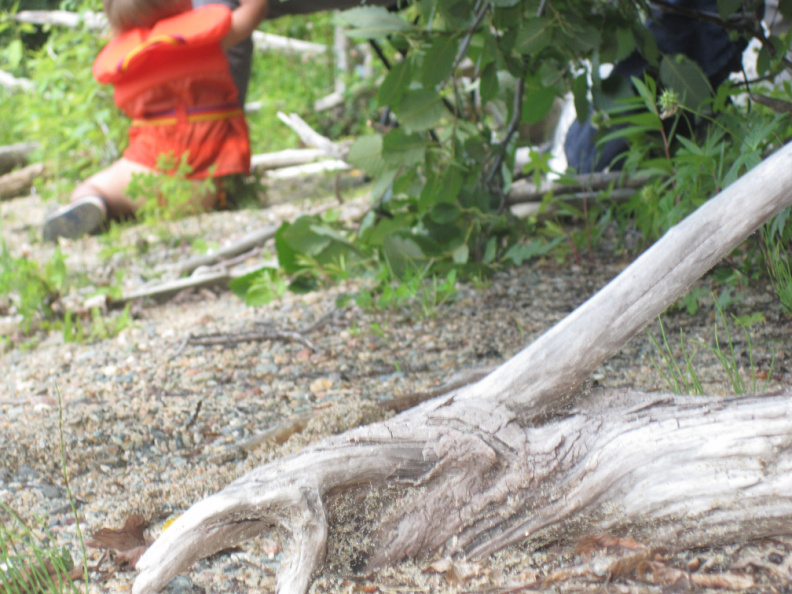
0;70;33;92
0;142;39;175
507;171;651;204
250;149;327;172
134;142;792;594
267;159;350;180
277;112;348;160
251;30;327;56
0;163;45;201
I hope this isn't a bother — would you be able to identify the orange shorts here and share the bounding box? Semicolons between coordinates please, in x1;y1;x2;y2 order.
123;106;250;179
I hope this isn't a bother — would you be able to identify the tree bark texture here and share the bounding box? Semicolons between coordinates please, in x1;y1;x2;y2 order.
134;144;792;593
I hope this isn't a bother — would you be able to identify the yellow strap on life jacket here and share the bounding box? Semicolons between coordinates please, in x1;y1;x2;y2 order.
118;34;185;73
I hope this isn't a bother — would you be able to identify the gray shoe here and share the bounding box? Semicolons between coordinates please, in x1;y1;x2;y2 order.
42;196;106;242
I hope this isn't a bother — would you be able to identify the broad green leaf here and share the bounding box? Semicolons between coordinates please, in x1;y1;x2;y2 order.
452;244;469;264
479;61;499;104
572;73;589;124
780;0;792;19
346;134;386;176
383;235;427;270
514;18;552;55
634;26;659;65
522;85;557;124
275;217;331;273
396;89;445;132
659;54;713;110
490;0;521;6
378;58;412;106
615;28;635;61
337;6;410;38
483;236;497;264
6;40;23;69
421;35;459;88
503;239;552;265
418;167;463;212
717;0;743;18
430;202;461;224
383;129;428;168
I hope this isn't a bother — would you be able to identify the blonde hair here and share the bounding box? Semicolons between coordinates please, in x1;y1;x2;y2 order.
102;0;191;32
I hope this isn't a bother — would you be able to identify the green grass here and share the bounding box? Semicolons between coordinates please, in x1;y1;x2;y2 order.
649;300;775;396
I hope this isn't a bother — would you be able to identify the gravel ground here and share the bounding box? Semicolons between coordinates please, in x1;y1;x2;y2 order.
2;189;791;592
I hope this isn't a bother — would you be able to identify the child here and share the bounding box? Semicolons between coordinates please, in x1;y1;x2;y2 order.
42;0;268;241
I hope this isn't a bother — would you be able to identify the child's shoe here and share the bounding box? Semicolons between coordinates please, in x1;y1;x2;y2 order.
42;196;107;242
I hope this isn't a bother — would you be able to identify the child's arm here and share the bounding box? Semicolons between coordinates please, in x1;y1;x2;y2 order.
222;0;269;49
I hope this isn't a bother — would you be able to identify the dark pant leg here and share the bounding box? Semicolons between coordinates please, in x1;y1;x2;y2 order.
192;0;253;105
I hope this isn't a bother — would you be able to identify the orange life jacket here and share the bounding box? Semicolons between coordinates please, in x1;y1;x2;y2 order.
91;5;250;179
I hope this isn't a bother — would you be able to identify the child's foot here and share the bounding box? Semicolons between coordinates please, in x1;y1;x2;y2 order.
42;196;107;242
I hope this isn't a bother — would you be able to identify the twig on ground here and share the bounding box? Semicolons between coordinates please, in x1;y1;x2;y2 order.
186;329;318;352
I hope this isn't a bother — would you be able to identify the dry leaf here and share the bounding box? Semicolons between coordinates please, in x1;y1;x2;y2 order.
114;545;149;569
609;550;653;579
576;533;646;555
87;514;151;568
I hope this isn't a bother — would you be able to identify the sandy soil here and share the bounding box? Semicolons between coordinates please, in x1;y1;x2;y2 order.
1;187;791;592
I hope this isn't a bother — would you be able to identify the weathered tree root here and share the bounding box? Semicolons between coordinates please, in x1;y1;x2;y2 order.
135;139;792;593
134;389;792;593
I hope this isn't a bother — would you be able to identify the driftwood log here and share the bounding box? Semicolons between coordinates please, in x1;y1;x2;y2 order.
134;144;792;593
0;163;45;201
0;142;39;175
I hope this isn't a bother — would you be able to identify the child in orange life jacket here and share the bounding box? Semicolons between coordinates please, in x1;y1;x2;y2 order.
42;0;268;241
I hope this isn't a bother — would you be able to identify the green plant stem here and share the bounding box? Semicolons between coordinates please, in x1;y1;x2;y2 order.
57;387;88;592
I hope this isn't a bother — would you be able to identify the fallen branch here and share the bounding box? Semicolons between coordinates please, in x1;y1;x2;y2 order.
510;188;637;219
277;112;347;160
0;163;45;201
15;9;106;29
267;159;350;180
0;142;39;175
252;31;327;56
134;143;792;594
250;149;328;172
507;171;651;204
155;225;278;278
185;328;318;353
0;70;33;92
112;267;259;308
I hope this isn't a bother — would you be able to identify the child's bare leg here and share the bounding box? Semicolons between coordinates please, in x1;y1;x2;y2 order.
43;158;219;241
75;159;219;216
71;157;156;219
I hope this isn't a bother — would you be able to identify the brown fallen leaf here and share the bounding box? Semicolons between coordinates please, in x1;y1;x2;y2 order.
114;545;149;569
575;532;647;555
608;550;654;579
87;514;151;569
